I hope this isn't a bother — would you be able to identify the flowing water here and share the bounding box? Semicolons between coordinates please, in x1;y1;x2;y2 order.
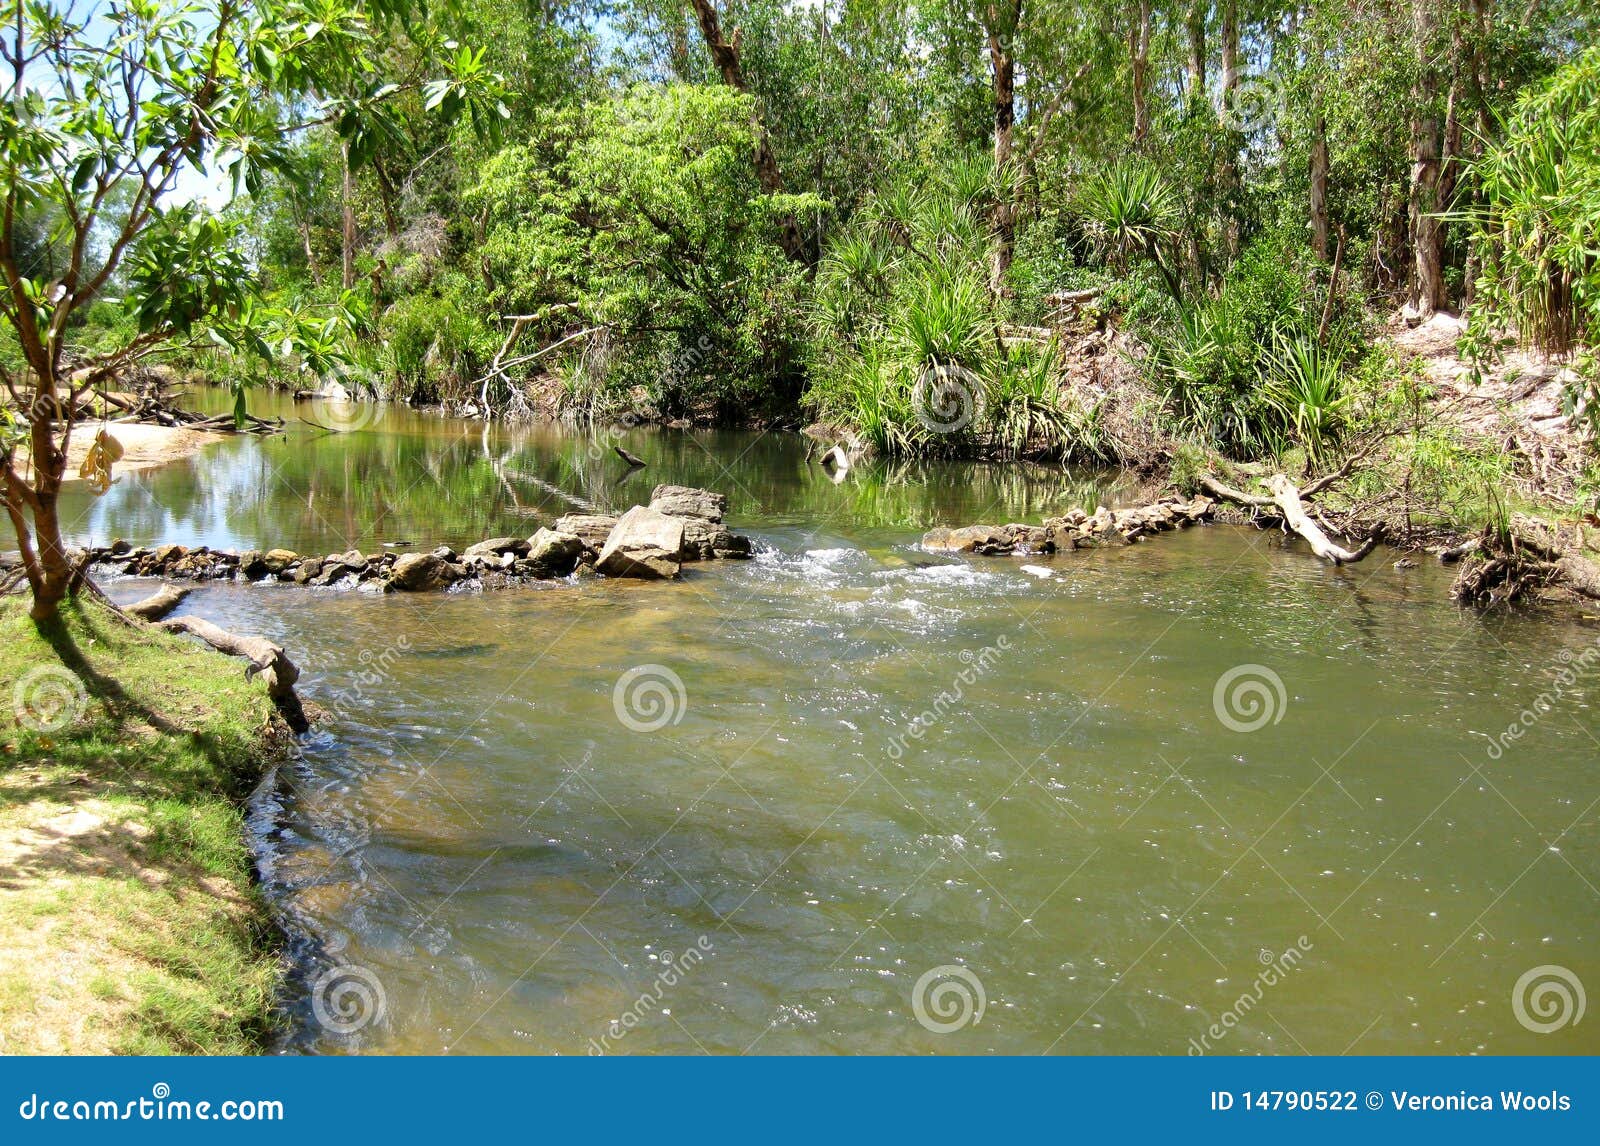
60;394;1599;1055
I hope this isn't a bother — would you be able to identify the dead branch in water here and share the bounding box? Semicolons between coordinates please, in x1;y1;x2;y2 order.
1202;468;1382;565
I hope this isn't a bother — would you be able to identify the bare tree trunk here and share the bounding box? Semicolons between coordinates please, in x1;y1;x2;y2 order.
987;1;1021;295
341;141;357;291
1220;0;1239;97
1185;1;1207;101
1219;0;1241;257
1409;0;1445;316
1130;0;1152;145
687;0;807;263
17;406;72;622
1310;114;1331;261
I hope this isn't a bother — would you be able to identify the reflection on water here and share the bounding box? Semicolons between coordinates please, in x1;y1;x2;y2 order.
88;393;1600;1056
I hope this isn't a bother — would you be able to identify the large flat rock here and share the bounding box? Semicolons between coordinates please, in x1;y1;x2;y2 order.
596;506;685;579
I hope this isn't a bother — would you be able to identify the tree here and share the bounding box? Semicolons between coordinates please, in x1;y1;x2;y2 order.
0;0;501;622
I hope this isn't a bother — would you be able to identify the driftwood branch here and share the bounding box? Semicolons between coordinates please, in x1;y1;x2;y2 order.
125;583;188;621
1203;472;1382;564
1264;474;1382;564
159;615;308;731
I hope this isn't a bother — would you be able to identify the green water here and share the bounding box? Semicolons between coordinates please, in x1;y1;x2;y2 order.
62;395;1599;1055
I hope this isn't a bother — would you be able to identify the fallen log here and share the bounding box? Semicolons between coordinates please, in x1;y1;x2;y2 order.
159;615;308;732
124;583;189;621
1265;474;1383;565
1202;472;1382;565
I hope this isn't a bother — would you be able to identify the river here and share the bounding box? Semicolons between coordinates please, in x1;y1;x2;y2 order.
58;393;1599;1055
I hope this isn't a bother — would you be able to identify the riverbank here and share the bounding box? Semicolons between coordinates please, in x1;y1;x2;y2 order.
0;597;287;1053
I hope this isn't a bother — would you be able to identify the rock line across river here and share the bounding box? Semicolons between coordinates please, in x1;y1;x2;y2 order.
83;484;752;593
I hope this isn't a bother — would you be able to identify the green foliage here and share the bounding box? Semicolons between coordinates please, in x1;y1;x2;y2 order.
1466;44;1600;433
804;163;1106;462
1142;230;1366;460
1077;159;1183;298
463;85;818;419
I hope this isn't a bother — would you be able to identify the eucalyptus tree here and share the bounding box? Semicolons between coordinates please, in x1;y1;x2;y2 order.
0;0;503;622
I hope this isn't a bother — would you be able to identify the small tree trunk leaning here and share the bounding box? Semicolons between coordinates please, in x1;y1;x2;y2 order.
987;2;1019;295
125;584;189;622
159;615;309;732
1264;474;1383;564
1310;115;1331;262
687;0;808;263
1130;0;1152;145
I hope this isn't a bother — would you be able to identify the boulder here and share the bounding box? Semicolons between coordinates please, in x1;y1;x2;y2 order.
291;558;323;585
922;525;1020;556
649;484;727;522
262;548;299;575
331;549;368;572
238;550;271;580
680;517;752;560
554;514;620;552
463;536;530;560
524;528;585;577
388;552;449;592
595;506;685;579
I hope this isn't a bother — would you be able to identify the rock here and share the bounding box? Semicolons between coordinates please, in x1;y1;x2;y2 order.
388;552;449;592
463;536;530;560
524;528;585;577
922;525;1019;555
238;550;271;580
313;562;352;586
292;558;324;585
154;543;188;566
108;538;131;556
681;517;749;560
648;485;727;522
263;548;298;574
332;549;368;572
1086;506;1117;536
554;514;620;551
432;545;457;562
596;505;685;579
